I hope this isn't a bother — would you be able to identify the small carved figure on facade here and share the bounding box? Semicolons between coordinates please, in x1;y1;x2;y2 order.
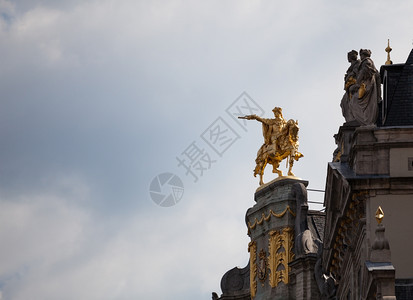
315;245;338;300
239;107;303;186
348;49;382;125
257;249;268;284
291;183;319;256
340;50;360;122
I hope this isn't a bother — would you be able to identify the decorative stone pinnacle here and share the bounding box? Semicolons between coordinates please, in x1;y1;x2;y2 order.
375;206;384;224
385;39;393;65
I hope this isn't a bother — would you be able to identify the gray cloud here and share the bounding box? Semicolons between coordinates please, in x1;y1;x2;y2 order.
1;0;413;298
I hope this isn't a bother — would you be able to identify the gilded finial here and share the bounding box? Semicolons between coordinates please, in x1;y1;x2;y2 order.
375;206;384;224
385;39;393;65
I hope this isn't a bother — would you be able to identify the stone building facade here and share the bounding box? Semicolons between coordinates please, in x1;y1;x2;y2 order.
323;49;413;299
213;48;413;299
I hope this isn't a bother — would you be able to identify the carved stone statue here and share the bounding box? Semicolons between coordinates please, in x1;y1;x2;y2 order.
348;49;382;125
291;183;319;256
239;107;303;186
340;50;360;122
315;243;338;300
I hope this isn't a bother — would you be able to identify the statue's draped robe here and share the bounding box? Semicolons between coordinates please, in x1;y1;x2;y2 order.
340;59;360;122
257;117;286;156
349;57;381;125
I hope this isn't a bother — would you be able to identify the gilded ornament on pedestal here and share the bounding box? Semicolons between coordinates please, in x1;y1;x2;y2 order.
375;206;384;224
268;227;294;288
248;241;257;299
247;205;296;231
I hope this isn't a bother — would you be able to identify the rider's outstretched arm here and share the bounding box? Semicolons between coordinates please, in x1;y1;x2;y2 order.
239;115;266;123
254;115;262;122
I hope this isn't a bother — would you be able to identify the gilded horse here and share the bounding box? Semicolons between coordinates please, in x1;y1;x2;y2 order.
253;119;303;186
239;108;304;186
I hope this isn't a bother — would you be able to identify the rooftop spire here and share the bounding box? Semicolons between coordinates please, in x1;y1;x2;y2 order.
385;39;393;65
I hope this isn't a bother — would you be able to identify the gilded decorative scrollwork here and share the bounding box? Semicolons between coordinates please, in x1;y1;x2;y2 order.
351;190;368;201
268;227;294;288
248;241;257;299
248;206;296;230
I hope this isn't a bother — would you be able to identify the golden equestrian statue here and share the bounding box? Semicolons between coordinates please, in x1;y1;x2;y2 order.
239;107;303;186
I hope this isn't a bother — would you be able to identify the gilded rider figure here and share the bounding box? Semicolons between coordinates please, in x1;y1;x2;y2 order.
240;107;303;186
244;107;286;150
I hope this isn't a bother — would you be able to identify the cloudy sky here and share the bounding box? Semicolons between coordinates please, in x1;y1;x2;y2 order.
1;0;413;299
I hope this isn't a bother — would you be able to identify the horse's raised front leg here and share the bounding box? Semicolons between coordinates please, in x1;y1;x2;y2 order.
255;158;267;185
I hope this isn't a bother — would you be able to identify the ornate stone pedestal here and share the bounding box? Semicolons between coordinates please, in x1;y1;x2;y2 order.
246;178;306;300
215;177;324;300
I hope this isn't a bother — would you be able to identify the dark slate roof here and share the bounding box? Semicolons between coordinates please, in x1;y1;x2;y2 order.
396;278;413;300
406;49;413;65
380;49;413;126
308;210;325;241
